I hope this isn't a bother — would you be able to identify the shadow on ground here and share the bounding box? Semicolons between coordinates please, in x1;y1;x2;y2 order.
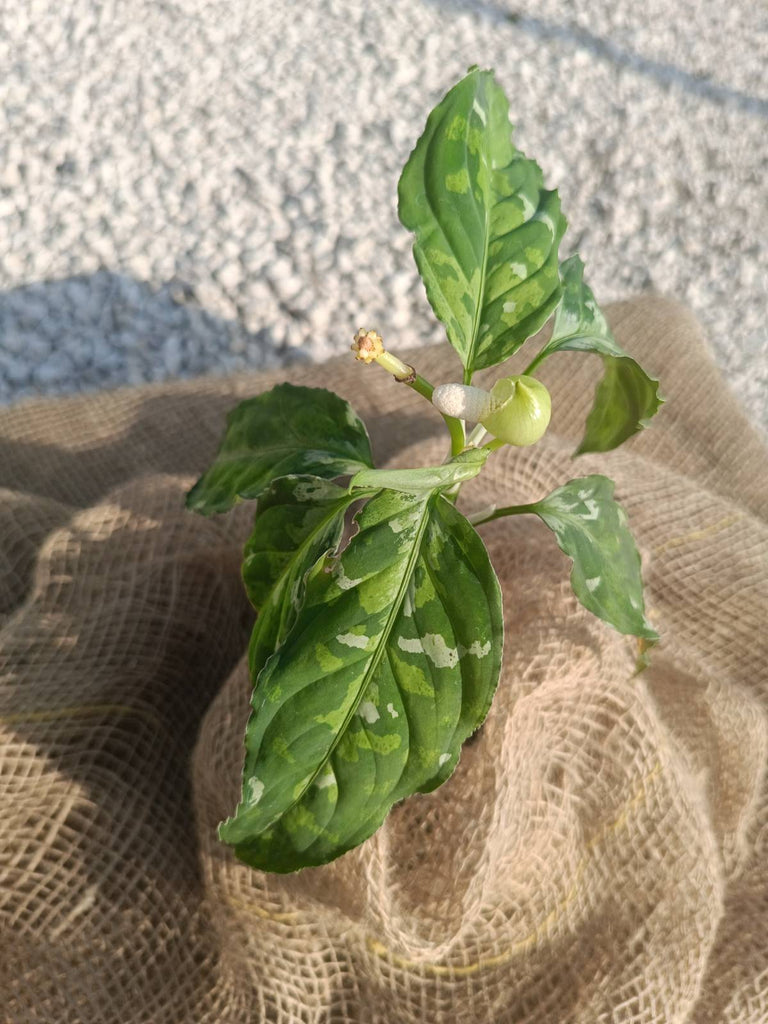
428;0;768;117
0;270;307;406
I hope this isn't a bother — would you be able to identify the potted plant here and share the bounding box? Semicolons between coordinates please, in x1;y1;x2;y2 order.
187;66;661;874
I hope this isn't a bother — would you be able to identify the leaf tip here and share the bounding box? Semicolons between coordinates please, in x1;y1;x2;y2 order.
184;481;211;515
634;632;660;674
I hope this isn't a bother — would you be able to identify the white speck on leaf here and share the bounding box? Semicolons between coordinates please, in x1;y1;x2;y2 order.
520;192;536;219
358;701;380;723
246;778;265;805
585;577;601;592
386;702;399;718
398;634;458;668
472;98;487;125
390;511;420;534
334;564;363;590
336;632;368;649
293;480;327;502
582;499;600;521
536;209;555;232
315;770;336;789
438;753;451;767
459;640;492;659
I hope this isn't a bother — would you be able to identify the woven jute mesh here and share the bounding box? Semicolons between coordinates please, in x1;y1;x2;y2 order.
1;296;767;1023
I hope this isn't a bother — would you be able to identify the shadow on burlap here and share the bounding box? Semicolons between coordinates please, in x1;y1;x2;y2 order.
1;297;766;1023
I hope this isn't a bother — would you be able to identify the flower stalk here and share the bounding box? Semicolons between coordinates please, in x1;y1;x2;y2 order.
352;329;466;456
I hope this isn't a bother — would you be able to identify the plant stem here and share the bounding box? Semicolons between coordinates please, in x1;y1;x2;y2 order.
391;367;466;456
466;422;488;446
362;347;466;456
468;502;533;526
522;348;548;376
445;415;467;456
352;333;467;457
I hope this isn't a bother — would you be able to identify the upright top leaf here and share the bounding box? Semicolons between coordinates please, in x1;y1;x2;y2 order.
398;67;566;377
186;383;373;515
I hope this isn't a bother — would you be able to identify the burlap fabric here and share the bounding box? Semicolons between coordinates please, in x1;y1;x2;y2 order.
1;296;767;1023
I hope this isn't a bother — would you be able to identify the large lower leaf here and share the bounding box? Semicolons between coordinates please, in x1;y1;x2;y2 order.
186;383;373;515
536;256;663;453
241;476;357;680
220;488;503;872
398;67;566;377
523;475;658;640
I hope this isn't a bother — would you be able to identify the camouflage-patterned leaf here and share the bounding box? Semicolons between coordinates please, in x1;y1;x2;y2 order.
350;447;489;493
186;383;373;515
220;488;503;872
526;475;658;640
241;476;357;681
537;256;662;453
398;67;566;376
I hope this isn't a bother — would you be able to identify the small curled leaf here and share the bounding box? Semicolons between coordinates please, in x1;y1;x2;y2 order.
533;256;663;453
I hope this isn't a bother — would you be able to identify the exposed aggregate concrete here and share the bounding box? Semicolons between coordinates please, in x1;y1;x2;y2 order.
1;0;765;430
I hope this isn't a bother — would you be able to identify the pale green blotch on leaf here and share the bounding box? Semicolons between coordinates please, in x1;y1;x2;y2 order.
536;255;663;452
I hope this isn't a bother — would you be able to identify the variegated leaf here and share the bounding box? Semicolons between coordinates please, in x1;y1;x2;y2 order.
220;488;503;872
186;383;373;515
526;475;658;640
398;67;566;376
241;476;356;680
538;256;663;453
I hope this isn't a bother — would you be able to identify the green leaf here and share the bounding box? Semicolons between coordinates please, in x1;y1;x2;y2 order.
525;475;658;640
398;67;566;377
241;476;357;680
537;255;663;453
220;488;503;872
186;383;373;515
350;447;489;493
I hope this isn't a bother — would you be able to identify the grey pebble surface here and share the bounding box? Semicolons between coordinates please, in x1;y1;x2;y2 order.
1;0;766;432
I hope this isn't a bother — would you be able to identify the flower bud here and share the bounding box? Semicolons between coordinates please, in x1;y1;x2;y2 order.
432;375;551;446
481;375;551;446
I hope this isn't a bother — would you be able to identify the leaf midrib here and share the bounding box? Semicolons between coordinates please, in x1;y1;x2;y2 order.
215;443;369;466
465;104;494;380
546;328;619;355
246;490;361;621
264;493;434;830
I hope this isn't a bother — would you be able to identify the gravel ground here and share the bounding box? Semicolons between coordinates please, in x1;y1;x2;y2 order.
1;0;766;431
